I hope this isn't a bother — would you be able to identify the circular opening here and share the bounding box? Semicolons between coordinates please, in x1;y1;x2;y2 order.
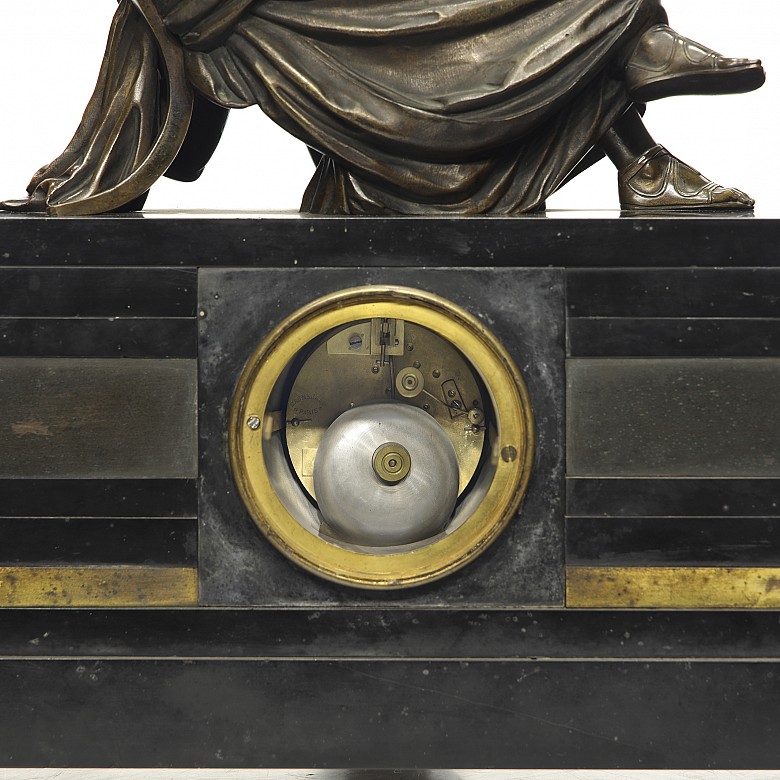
229;286;534;589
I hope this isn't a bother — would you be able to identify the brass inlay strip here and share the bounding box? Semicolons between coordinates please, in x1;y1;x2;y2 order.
567;566;780;609
0;566;198;607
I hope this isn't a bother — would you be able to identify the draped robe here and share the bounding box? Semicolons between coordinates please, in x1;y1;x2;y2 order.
5;0;666;215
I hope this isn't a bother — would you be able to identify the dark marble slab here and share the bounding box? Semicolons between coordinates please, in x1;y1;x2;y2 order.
567;478;780;518
1;657;779;768
0;478;197;519
2;213;779;770
0;317;196;358
1;211;778;268
0;267;196;317
0;518;197;566
567;516;780;566
567;267;780;318
567;317;780;357
3;609;780;660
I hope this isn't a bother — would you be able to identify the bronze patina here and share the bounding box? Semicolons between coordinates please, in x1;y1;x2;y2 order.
0;0;765;216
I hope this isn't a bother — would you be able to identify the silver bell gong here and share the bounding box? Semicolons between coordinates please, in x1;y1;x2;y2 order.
313;402;459;547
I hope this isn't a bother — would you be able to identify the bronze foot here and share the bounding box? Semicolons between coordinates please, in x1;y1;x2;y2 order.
626;24;765;102
618;145;754;210
0;190;49;213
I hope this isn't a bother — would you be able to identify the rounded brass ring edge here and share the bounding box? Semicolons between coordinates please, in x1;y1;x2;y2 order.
228;285;535;589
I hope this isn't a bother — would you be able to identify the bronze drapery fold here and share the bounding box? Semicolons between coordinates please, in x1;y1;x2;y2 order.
1;0;193;216
2;0;665;215
184;0;665;213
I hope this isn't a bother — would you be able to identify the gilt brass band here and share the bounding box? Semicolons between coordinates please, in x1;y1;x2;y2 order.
0;566;198;607
567;567;780;610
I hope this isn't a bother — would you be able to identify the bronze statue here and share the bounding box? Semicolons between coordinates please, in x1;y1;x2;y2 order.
0;0;765;216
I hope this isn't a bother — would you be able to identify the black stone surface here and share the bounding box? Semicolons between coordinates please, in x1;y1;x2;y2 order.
567;317;780;357
1;657;780;768
567;478;780;518
0;317;196;358
567;267;780;317
2;213;780;770
1;212;778;268
0;267;197;317
198;267;565;607
0;518;197;565
0;479;197;519
567;516;780;566
3;609;780;660
3;609;780;767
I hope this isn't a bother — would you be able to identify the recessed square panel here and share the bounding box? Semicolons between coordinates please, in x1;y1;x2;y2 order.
198;268;565;607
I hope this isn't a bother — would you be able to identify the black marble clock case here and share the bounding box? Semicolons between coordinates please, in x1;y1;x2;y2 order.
1;212;780;770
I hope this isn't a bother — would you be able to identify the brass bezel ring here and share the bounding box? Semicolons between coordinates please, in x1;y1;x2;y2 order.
229;286;534;589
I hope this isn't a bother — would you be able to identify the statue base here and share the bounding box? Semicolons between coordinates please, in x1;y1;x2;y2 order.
0;211;778;769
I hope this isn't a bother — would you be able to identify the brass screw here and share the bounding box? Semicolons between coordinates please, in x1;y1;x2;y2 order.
501;446;518;463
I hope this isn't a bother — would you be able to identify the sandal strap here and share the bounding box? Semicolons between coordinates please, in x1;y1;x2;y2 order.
619;144;668;182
